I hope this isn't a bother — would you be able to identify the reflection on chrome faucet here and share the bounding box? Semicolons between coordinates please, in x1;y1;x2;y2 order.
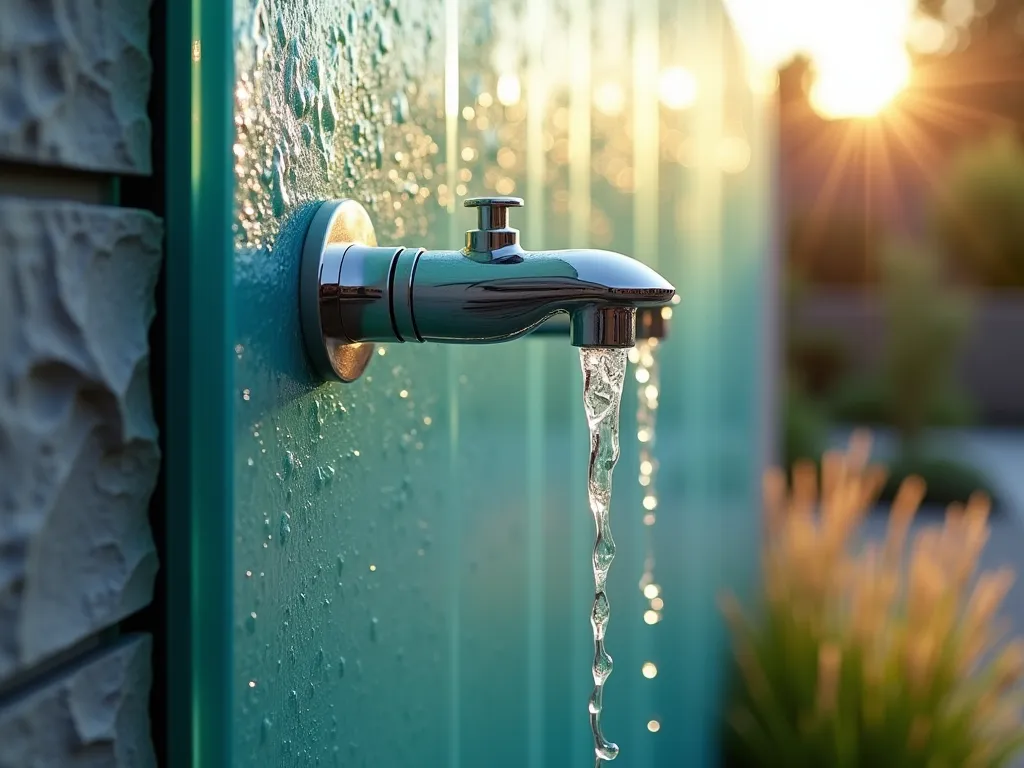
530;304;673;342
299;195;676;383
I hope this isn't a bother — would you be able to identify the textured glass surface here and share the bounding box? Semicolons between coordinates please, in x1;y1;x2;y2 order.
230;0;773;765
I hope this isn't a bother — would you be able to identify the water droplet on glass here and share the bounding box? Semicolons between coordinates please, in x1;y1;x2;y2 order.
284;55;306;119
321;92;337;134
271;152;290;216
283;451;296;477
315;464;335;488
301;122;315;146
391;93;407;124
308;57;321;90
377;22;392;54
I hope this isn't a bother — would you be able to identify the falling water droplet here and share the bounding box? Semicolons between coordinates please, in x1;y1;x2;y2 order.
338;656;347;677
261;717;272;743
279;513;291;545
370;617;379;642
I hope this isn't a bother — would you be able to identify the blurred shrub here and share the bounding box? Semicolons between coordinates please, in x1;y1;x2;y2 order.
782;384;829;470
787;330;848;398
932;132;1024;288
829;375;976;429
722;436;1024;767
879;240;973;452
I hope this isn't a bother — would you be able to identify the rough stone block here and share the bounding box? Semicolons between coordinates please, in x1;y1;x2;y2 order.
0;198;162;684
0;635;156;767
0;0;154;173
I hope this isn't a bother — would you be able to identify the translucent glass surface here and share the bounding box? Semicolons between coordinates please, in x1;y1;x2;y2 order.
229;0;774;765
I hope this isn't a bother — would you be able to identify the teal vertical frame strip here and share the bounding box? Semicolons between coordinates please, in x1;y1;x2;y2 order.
525;0;547;763
444;0;462;765
165;0;234;765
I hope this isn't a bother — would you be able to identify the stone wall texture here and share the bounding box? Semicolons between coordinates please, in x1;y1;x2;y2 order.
0;0;154;173
0;197;162;684
0;635;156;767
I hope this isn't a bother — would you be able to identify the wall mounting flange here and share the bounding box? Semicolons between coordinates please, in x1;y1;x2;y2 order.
299;199;377;383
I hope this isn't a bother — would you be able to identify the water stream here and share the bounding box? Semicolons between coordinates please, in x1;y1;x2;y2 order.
579;348;629;765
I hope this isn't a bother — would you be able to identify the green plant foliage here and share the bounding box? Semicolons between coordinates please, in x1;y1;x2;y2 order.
932;132;1024;288
879;240;973;451
829;375;977;429
788;329;849;397
723;441;1024;767
783;385;829;470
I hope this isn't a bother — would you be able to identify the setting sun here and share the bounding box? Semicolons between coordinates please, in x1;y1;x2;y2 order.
724;0;918;120
809;50;912;119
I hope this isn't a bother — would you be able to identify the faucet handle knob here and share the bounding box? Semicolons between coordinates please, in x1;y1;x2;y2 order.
464;196;524;231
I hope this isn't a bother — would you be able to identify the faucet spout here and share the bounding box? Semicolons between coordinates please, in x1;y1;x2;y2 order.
300;197;677;382
402;247;674;348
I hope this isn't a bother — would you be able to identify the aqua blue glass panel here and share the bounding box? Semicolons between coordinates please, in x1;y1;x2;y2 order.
226;1;774;766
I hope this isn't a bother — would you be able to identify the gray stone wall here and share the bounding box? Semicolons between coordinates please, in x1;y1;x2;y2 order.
0;636;156;768
0;0;153;173
0;199;162;680
0;0;160;764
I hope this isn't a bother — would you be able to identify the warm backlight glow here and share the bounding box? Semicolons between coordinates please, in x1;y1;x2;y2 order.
594;82;626;116
723;0;919;120
496;74;521;106
809;50;911;119
658;67;698;110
